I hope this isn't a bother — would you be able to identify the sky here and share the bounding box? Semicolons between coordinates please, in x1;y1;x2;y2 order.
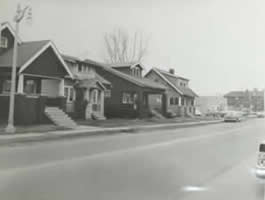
1;0;265;96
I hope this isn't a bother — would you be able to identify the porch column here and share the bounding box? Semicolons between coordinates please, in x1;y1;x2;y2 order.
17;74;24;94
162;93;168;116
100;90;104;116
59;79;64;97
178;96;182;106
137;91;143;118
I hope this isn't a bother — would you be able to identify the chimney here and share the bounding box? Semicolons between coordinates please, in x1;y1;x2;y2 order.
169;68;175;75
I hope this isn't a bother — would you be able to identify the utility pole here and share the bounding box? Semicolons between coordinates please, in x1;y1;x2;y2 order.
5;4;32;133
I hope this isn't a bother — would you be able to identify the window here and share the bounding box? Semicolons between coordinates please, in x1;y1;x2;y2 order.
181;98;185;106
91;89;98;104
122;92;133;104
0;36;8;48
131;67;141;77
64;86;76;102
2;79;11;93
78;64;82;72
131;68;135;76
170;97;174;105
175;97;179;105
64;87;68;98
24;80;37;94
82;65;86;72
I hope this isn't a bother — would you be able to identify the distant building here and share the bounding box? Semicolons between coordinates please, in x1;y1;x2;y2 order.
224;89;265;112
195;96;227;115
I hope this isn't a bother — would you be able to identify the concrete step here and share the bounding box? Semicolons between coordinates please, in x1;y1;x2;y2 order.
45;107;77;129
151;109;165;119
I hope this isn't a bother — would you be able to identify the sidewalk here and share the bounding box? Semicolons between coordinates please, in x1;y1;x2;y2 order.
0;119;223;146
77;117;220;128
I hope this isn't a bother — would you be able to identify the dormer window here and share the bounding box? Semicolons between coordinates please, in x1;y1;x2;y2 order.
131;67;141;77
0;36;8;48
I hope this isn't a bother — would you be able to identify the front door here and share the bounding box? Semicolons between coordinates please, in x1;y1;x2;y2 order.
90;89;100;112
64;86;75;113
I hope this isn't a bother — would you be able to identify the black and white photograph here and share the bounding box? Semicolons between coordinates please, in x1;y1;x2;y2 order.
1;0;265;199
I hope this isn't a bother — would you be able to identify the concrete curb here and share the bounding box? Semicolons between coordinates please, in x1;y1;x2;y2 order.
0;120;223;146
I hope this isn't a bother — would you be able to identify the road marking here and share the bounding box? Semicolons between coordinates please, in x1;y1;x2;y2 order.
182;185;208;192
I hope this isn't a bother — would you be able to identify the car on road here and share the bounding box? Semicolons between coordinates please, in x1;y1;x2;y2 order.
223;111;243;122
256;141;265;178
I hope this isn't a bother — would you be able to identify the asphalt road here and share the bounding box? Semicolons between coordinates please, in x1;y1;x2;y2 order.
0;119;265;200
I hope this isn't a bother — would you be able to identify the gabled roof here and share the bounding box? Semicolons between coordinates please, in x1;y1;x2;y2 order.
0;40;49;68
62;54;80;63
84;59;166;90
1;21;22;44
63;54;111;86
153;68;189;81
147;68;198;97
111;62;144;70
0;40;73;78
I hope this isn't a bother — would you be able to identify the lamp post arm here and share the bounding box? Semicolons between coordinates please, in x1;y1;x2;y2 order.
15;6;29;23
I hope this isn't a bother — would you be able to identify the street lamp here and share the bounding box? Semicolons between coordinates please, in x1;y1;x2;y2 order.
5;4;32;133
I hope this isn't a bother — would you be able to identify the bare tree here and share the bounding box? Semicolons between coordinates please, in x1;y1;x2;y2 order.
104;29;149;64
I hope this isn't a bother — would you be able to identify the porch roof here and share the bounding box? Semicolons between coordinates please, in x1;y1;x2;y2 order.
76;78;106;90
74;73;111;86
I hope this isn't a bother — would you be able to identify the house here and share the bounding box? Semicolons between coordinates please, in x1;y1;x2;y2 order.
145;68;198;117
195;96;227;115
0;21;115;127
62;55;111;120
0;22;77;126
90;62;167;118
224;89;264;112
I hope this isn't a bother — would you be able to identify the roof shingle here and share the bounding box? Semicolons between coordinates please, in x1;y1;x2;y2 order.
0;40;50;68
153;68;198;97
84;59;166;90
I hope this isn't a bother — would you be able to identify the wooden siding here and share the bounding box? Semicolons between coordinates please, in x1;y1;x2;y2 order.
0;27;15;54
23;47;68;78
146;70;195;116
94;67;156;118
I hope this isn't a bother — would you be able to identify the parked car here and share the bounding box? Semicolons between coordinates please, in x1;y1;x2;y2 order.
256;141;265;178
224;111;243;122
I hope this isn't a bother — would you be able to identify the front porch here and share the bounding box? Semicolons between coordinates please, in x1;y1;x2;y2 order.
0;94;66;125
74;79;106;120
0;71;68;125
